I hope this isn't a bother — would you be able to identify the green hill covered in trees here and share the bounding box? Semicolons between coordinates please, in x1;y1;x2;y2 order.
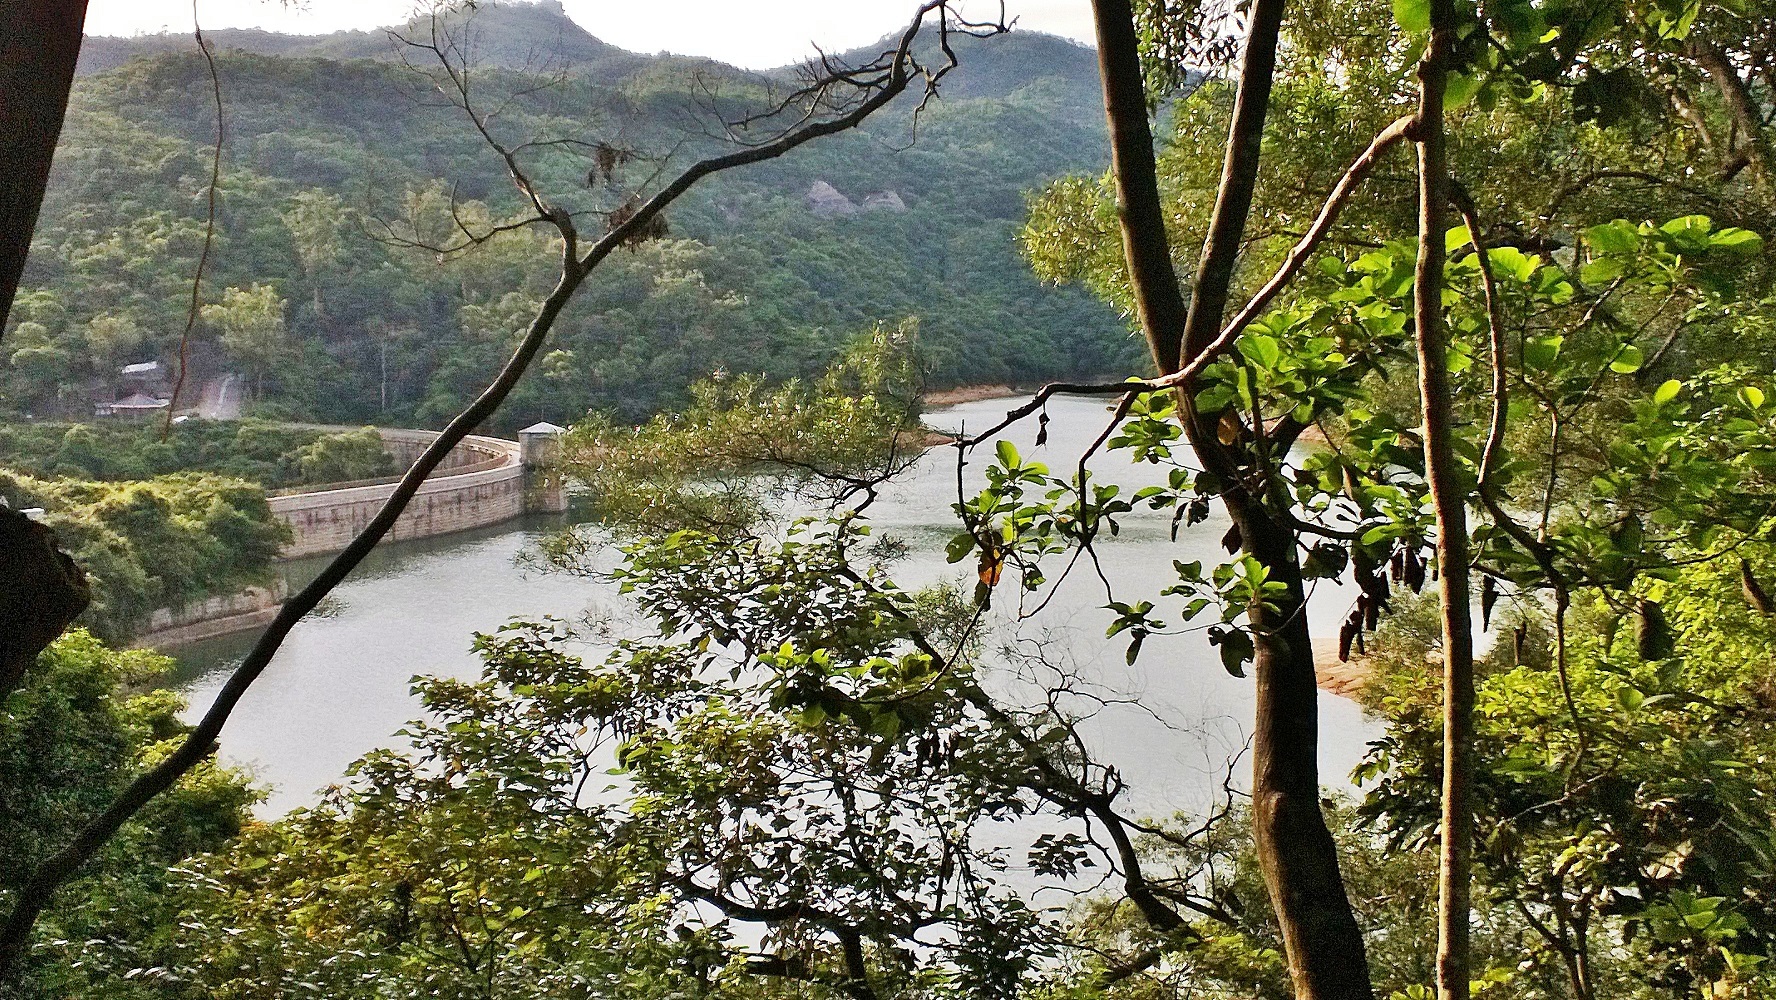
3;1;1134;430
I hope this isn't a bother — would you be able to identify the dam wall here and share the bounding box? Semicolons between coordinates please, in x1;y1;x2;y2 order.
268;429;529;559
142;425;568;647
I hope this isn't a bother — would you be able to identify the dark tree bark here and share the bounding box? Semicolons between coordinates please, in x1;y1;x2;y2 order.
1087;1;1374;996
1088;0;1190;370
1409;2;1477;997
0;0;90;335
0;509;90;702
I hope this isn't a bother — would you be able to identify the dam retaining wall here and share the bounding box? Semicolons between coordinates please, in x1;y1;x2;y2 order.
268;430;528;559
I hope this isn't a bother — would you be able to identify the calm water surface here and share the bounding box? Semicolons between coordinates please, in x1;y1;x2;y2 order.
174;395;1382;814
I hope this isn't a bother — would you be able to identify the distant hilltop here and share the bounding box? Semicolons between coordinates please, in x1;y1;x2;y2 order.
78;0;1103;113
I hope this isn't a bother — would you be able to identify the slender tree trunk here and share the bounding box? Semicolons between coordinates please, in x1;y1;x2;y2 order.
0;0;90;335
1411;4;1478;998
1088;0;1189;368
1088;2;1373;996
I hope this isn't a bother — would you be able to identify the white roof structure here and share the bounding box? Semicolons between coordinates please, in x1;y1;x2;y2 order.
519;422;566;435
120;361;165;378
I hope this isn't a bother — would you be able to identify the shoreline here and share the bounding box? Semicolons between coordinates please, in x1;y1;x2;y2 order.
921;384;1029;407
1314;640;1371;698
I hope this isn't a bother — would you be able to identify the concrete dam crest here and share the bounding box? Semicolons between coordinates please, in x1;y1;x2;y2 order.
136;423;566;647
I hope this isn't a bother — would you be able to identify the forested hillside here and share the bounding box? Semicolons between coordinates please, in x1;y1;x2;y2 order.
4;1;1132;429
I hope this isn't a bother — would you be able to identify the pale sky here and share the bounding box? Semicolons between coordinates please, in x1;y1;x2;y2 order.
84;1;1098;68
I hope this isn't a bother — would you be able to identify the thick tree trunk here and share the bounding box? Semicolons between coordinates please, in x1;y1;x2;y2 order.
1237;502;1377;1000
0;0;90;335
1088;1;1373;996
1410;3;1478;997
0;509;90;702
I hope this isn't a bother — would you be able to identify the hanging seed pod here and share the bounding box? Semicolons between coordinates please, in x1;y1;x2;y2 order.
1637;599;1674;661
1513;625;1527;665
1481;575;1498;630
1404;549;1426;594
1742;559;1775;614
1390;549;1405;584
1364;593;1382;632
1221;521;1243;555
1339;617;1358;662
1217;411;1244;446
1343;460;1364;506
1353;546;1386;600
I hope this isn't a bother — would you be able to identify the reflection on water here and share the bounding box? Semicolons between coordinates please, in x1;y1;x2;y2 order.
174;395;1381;815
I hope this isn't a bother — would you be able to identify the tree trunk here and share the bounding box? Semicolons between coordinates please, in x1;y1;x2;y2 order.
0;509;90;703
1088;0;1190;368
1410;3;1478;997
1087;1;1373;996
0;0;90;336
1689;42;1776;192
1238;501;1377;1000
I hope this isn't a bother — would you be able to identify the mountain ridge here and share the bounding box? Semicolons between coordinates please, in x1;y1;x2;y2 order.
78;0;1101;103
8;0;1132;430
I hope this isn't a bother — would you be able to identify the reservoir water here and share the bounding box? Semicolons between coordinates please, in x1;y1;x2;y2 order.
173;394;1382;815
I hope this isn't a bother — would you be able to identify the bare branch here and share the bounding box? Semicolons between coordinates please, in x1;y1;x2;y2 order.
161;5;223;437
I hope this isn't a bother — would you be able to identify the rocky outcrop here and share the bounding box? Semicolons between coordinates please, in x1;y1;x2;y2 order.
862;190;907;212
806;181;908;217
806;180;858;217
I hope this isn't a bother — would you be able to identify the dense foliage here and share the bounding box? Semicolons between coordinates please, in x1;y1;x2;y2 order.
0;3;1139;429
0;419;391;487
0;631;257;999
0;471;288;642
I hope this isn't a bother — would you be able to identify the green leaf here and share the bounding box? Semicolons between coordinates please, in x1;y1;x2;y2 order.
1709;227;1764;255
1580;257;1625;285
1393;0;1431;32
1237;333;1282;370
995;439;1019;468
1653;379;1683;405
1585;221;1640;255
1740;386;1766;410
945;532;976;564
1213;627;1255;678
1445;224;1474;252
1524;335;1564;371
1446;72;1484;108
1609;343;1644;373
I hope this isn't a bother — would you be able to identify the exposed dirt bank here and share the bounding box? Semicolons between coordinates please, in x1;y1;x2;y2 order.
922;384;1028;407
